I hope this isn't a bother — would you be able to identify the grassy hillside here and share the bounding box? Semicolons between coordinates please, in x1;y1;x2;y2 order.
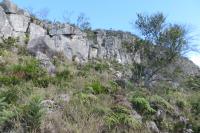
0;37;199;133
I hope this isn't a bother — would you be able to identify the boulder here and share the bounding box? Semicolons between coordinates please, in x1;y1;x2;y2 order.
0;6;13;37
146;121;160;133
28;35;57;57
28;23;46;40
0;0;18;14
156;109;166;121
56;94;70;102
36;52;56;74
8;14;30;32
41;99;56;113
27;35;58;74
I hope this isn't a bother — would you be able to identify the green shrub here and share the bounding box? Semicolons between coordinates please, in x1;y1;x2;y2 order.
0;37;17;50
74;93;98;105
0;87;21;104
0;97;14;126
150;95;174;113
131;97;155;115
176;99;187;110
79;61;109;75
56;69;71;81
186;76;200;91
22;96;44;132
17;45;29;56
86;81;108;94
190;96;200;116
10;58;46;80
33;77;50;88
105;105;142;130
0;76;21;86
93;62;109;72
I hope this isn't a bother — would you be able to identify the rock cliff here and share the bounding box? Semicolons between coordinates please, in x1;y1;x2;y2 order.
0;0;199;76
0;0;139;66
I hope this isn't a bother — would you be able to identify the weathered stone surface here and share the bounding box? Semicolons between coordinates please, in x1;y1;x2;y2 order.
0;0;18;14
12;32;26;45
28;23;46;40
94;30;136;64
146;121;160;133
49;24;74;36
0;6;13;37
8;14;30;32
28;35;57;57
52;35;89;63
156;109;166;121
56;94;70;102
36;51;56;74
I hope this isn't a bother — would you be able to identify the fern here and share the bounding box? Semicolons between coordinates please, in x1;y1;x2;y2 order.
150;95;174;113
22;96;44;132
131;97;156;115
105;105;142;130
0;97;14;125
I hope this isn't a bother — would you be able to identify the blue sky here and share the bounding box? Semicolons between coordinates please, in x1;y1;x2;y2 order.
7;0;200;66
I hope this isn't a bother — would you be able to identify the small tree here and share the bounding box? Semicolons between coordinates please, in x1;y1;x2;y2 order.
76;13;91;30
133;13;188;87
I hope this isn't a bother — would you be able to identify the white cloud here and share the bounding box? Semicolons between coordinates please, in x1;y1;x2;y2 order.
189;55;200;67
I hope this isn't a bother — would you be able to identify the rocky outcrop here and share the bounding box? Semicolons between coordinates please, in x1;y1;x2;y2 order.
0;0;199;77
0;0;140;66
0;6;13;38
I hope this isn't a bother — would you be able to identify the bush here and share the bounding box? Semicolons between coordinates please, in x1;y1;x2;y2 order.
74;93;98;105
56;69;71;81
105;105;142;130
79;61;109;76
33;77;50;88
150;95;174;113
10;58;46;80
186;76;200;91
0;37;17;50
190;96;200;116
176;99;187;110
0;76;21;86
22;96;44;132
131;97;155;115
86;81;108;94
0;97;14;126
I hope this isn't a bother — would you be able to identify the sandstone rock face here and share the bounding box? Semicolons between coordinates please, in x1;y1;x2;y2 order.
29;23;46;40
8;14;30;32
0;0;199;77
0;6;13;37
91;30;137;64
146;121;160;133
28;35;57;57
0;0;18;14
49;24;75;36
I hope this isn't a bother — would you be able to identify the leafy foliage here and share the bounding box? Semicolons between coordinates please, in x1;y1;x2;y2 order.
0;98;14;126
186;76;200;91
134;13;188;87
131;97;156;115
150;95;174;113
86;81;108;94
22;96;44;132
105;105;142;130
